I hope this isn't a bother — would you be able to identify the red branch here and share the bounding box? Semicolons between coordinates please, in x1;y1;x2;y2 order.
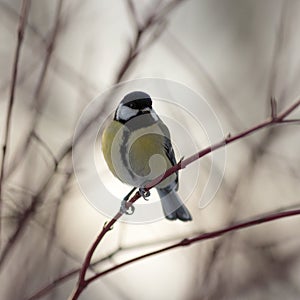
28;206;300;300
86;208;300;283
67;97;300;300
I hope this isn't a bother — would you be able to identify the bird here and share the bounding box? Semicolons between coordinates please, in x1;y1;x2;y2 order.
101;91;192;221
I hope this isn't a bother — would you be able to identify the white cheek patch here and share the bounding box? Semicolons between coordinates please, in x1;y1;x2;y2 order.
116;104;138;121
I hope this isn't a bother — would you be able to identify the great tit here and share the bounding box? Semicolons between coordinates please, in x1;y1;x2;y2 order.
101;91;192;221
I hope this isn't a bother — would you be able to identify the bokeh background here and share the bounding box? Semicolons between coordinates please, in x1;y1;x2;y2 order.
1;0;300;299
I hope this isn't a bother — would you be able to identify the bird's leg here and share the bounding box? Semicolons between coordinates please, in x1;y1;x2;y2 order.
178;156;185;166
120;187;151;214
123;187;137;201
139;188;150;201
120;187;136;215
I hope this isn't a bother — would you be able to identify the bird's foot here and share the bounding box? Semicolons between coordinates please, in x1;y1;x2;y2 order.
139;188;150;201
120;199;135;215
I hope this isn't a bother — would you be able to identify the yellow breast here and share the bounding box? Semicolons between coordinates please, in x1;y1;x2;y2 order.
101;119;176;188
101;119;122;180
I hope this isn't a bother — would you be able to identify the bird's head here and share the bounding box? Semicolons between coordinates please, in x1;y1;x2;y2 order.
114;91;155;123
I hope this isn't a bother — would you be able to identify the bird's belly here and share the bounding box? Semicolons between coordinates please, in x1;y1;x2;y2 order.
111;127;176;188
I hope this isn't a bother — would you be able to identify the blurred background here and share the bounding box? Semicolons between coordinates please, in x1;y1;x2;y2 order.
1;0;300;299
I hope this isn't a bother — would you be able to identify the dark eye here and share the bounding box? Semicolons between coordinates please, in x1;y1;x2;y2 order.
128;103;134;108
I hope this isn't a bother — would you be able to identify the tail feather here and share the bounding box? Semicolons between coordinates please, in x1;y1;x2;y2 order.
157;188;192;222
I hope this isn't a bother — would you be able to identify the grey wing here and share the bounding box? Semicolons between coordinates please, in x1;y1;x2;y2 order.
157;118;179;190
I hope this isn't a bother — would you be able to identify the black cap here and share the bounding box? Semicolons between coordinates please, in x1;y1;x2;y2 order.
121;91;152;109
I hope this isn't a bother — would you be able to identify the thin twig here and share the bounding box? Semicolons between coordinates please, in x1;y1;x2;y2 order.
125;0;139;29
0;1;98;98
0;135;74;269
32;0;63;115
115;0;186;82
0;149;71;269
68;97;300;299
197;99;287;296
4;0;64;179
46;170;72;251
0;0;63;267
32;132;58;169
27;230;202;300
86;208;300;283
28;206;300;300
163;30;245;132
0;0;30;247
266;1;289;105
0;0;187;286
270;97;278;120
279;119;300;124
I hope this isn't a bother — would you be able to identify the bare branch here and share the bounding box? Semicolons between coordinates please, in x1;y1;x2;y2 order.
0;148;71;269
279;119;300;124
270;97;278;119
163;30;248;132
46;170;72;251
0;0;30;246
32;132;58;169
68;97;300;299
4;0;64;179
266;1;289;104
0;1;98;97
32;0;63;115
115;0;187;82
27;231;202;300
0;0;64;268
86;207;300;284
125;0;139;29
